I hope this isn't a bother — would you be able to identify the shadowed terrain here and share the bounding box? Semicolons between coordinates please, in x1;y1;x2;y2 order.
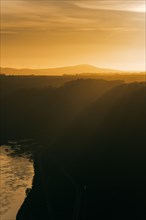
1;77;123;144
0;76;146;219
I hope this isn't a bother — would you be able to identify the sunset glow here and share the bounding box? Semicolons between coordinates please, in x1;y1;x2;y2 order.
1;0;145;72
134;4;146;13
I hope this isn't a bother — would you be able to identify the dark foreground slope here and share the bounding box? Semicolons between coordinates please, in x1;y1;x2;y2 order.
16;82;146;220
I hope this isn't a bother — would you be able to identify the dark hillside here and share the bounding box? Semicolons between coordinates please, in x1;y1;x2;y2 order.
1;79;122;144
16;82;146;219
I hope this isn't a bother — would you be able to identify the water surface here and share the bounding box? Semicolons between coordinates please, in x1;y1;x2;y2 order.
0;145;34;220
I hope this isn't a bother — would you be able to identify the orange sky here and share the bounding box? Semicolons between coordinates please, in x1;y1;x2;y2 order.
1;0;146;71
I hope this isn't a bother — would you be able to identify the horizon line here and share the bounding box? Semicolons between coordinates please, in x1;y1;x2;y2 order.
1;64;145;73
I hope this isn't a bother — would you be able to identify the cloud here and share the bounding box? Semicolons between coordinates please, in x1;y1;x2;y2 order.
73;0;145;12
1;0;145;34
1;1;88;33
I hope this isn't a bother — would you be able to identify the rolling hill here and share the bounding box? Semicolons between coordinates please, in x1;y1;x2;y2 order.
0;64;121;75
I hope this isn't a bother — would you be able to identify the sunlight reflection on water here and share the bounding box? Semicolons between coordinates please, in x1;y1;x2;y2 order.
0;145;34;220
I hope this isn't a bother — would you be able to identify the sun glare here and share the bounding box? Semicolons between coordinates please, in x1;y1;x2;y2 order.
133;4;146;13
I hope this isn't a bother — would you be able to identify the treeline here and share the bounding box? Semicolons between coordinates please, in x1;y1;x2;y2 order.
0;73;145;98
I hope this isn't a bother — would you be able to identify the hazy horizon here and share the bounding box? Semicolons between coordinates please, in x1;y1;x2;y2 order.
1;64;145;72
1;64;146;76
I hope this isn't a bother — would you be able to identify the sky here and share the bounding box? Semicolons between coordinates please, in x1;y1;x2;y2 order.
1;0;146;71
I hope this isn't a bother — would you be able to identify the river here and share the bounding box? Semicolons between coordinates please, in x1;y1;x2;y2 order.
0;145;34;220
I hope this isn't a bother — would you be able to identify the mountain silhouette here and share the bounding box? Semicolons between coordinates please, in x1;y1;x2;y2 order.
0;64;121;75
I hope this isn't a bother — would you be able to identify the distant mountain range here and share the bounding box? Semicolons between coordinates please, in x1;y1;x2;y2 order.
0;64;122;75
